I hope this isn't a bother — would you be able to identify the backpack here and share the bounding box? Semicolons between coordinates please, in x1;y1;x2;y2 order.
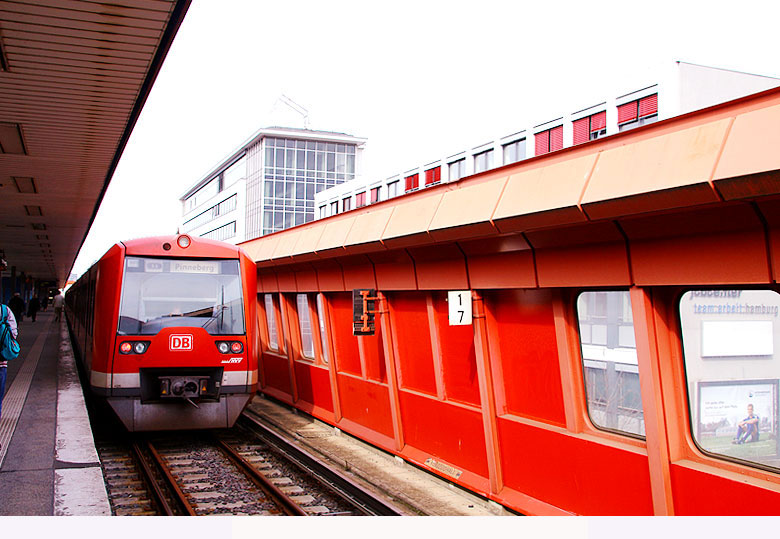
1;304;20;361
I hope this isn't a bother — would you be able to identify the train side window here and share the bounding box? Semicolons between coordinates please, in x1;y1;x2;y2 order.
316;294;329;364
264;294;279;351
296;294;314;359
576;291;645;437
679;290;780;472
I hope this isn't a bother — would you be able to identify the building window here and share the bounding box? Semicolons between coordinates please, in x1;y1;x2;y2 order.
370;186;381;203
679;289;780;472
424;166;441;186
618;94;658;132
573;111;607;145
576;291;644;438
502;139;526;164
296;294;314;359
182;194;238;233
387;181;399;198
448;159;466;181
535;125;563;156
355;191;366;208
317;293;329;364
474;149;493;173
342;196;352;212
264;294;279;351
405;173;419;192
200;221;236;242
319;205;327;218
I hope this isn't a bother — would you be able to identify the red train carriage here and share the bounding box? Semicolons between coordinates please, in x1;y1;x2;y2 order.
241;86;780;515
66;235;258;431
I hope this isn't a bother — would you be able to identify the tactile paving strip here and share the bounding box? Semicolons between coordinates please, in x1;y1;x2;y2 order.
0;317;52;467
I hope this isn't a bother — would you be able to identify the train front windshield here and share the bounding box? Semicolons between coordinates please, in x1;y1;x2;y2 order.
117;257;245;336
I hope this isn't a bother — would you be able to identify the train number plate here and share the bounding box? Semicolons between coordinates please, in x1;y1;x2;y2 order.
169;334;193;351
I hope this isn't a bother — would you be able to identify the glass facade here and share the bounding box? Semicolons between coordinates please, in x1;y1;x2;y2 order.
262;137;356;235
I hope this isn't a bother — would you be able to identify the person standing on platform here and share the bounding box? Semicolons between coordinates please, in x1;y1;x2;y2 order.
27;296;40;322
53;291;64;322
0;303;18;421
8;293;24;323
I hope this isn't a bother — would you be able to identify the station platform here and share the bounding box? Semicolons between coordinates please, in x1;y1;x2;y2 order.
0;310;110;516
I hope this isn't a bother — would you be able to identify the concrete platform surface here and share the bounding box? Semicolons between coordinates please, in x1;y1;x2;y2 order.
0;310;109;516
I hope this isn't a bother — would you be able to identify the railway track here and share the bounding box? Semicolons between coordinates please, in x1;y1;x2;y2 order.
96;420;402;515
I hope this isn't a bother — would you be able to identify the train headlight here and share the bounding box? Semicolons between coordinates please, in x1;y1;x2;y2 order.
217;342;230;354
177;235;191;249
120;342;132;354
230;342;243;353
133;342;148;354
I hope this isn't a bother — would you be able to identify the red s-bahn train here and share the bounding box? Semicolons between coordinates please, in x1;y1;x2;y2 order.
66;234;258;431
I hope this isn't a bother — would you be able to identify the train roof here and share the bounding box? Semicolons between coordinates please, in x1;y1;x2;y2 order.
121;235;244;259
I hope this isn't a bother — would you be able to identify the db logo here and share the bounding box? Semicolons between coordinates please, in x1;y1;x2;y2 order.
169;334;193;351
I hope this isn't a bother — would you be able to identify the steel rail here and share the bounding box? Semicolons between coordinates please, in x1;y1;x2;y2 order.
239;411;404;516
134;439;197;516
214;437;306;516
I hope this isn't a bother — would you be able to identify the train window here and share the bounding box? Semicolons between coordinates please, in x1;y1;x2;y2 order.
680;290;780;472
264;294;279;351
117;257;245;336
296;294;314;359
316;294;329;364
576;291;645;437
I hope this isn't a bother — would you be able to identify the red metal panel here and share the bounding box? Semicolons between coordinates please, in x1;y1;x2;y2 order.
340;254;376;290
399;391;489;478
591;111;606;131
497;418;654;515
431;292;480;406
312;260;345;292
550;125;563;151
293;362;334;413
259;270;279;293
573;117;589;145
535;131;549;155
276;270;297;292
390;292;437;395
528;221;631;287
621;205;771;285
260;353;293;396
756;199;780;281
639;94;658;117
336;374;395;438
618;101;638;123
361;325;387;383
329;292;362;376
483;289;566;425
294;266;318;291
407;244;469;290
670;463;780;515
370;249;418;290
425;166;441;185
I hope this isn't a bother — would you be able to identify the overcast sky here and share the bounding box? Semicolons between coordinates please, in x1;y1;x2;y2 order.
70;0;780;277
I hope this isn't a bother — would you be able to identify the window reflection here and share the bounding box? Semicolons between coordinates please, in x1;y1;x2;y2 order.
680;290;780;471
577;291;644;437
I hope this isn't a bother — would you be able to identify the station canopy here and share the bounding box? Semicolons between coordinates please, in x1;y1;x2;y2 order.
0;0;190;287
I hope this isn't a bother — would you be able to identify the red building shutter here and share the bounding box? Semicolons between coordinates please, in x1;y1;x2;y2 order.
535;131;549;155
573;118;589;145
590;111;606;132
405;174;418;192
550;125;563;151
370;187;380;203
617;101;638;124
639;94;658;117
356;192;366;207
425;166;441;185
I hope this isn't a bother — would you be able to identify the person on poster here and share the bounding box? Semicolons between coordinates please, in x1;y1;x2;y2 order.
733;403;760;444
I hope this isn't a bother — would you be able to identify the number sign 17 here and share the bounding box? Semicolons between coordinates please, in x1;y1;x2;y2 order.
448;291;472;326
